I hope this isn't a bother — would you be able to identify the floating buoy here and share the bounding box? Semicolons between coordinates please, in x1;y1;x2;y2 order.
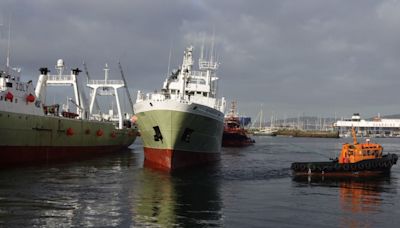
26;93;35;103
96;129;104;137
111;131;117;138
5;92;13;102
66;127;74;136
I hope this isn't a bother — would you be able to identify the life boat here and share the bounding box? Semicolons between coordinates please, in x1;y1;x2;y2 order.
291;127;398;176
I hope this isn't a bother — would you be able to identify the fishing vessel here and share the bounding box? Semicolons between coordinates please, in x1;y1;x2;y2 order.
134;45;226;170
222;101;255;147
0;59;138;166
291;128;398;176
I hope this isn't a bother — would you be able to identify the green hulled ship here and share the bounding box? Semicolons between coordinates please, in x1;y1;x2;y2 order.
134;46;226;170
0;60;137;165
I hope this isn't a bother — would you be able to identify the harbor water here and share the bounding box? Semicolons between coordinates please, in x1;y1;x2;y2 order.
1;137;400;227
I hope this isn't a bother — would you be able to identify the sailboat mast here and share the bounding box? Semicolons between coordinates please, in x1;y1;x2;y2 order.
6;15;11;69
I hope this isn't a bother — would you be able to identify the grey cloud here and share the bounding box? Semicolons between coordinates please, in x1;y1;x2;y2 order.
1;0;400;119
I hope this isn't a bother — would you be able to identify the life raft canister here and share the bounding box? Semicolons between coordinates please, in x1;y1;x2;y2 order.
96;129;104;137
26;93;35;103
5;92;14;102
66;127;74;136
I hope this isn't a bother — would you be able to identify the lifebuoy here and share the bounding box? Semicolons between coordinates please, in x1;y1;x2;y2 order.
299;164;306;171
365;162;371;169
85;129;91;135
350;164;357;170
357;163;364;170
343;164;350;171
111;131;117;138
96;129;104;137
378;161;384;168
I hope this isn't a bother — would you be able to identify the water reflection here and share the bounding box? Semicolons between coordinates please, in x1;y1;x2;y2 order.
0;149;142;227
132;163;222;227
293;174;397;227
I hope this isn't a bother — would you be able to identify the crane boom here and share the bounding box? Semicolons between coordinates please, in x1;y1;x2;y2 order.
83;61;100;112
118;62;134;113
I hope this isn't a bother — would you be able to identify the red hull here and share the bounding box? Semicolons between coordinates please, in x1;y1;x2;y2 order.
222;140;254;147
143;147;220;171
0;145;129;166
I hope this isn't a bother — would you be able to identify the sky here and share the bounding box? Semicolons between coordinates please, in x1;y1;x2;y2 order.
1;0;400;120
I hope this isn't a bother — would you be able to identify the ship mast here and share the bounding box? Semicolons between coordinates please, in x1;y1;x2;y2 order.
179;46;193;100
6;16;11;69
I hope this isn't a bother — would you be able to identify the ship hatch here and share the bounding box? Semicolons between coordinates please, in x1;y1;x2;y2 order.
153;126;163;142
181;128;194;143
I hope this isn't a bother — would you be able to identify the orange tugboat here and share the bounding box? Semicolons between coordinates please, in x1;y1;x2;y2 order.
222;101;255;147
291;127;398;176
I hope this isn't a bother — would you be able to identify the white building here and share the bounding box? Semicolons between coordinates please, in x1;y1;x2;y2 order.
334;113;400;137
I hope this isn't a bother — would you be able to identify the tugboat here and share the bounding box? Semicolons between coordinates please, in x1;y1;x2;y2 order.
291;127;398;176
222;101;255;147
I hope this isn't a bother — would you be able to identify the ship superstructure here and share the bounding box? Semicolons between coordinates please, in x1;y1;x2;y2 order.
134;45;226;170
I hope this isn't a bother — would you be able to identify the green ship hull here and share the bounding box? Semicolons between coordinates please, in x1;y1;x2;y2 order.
135;108;224;170
0;110;137;165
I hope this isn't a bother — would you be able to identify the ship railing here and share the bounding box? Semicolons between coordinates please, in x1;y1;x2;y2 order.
87;79;124;85
47;75;73;82
191;71;207;78
199;60;218;70
136;91;168;102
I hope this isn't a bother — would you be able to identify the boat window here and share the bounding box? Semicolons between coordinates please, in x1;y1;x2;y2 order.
15;98;18;103
6;82;12;88
0;96;2;100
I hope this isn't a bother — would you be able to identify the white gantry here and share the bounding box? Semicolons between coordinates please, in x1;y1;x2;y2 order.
87;64;125;129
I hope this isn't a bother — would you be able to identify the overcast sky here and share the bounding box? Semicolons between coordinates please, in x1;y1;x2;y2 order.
1;0;400;119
